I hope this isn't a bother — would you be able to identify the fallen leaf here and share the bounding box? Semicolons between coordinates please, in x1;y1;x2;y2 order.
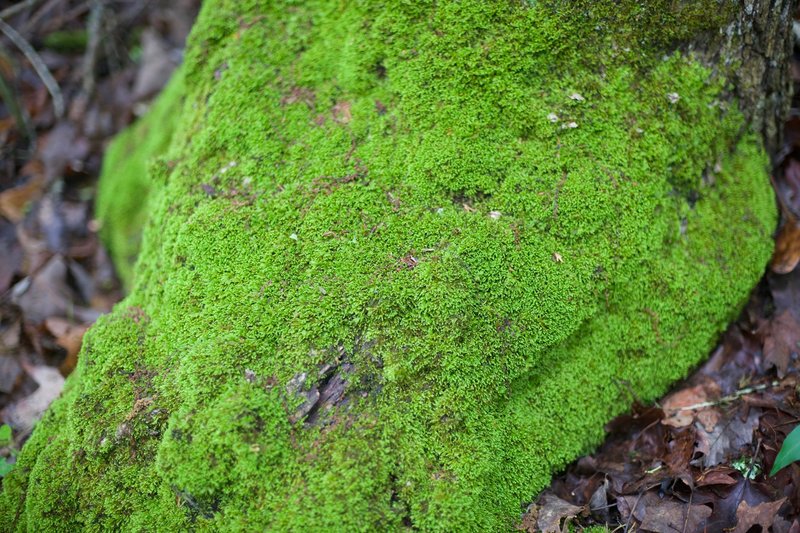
772;218;800;274
769;267;800;312
695;407;761;467
66;259;95;303
0;218;22;293
44;317;89;376
617;494;647;524
696;466;739;488
517;504;538;532
281;86;315;108
776;159;800;217
10;255;74;323
664;426;696;474
132;28;177;101
587;479;610;523
605;403;664;434
639;499;712;533
0;355;22;394
696;407;721;432
38;123;89;183
0;173;45;222
704;477;771;530
536;493;583;533
732;498;786;533
2;362;65;434
763;310;800;377
661;380;720;428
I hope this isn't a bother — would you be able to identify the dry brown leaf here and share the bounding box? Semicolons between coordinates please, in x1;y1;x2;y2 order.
39;123;89;182
618;495;647;524
10;255;73;323
517;504;539;532
696;467;738;488
535;493;583;533
2;361;65;434
44;317;89;376
696;407;721;432
772;219;800;274
281;86;315;108
661;380;720;428
0;173;45;222
664;426;696;474
639;499;712;533
0;355;23;394
732;498;786;533
0;218;22;293
763;309;800;377
695;408;761;467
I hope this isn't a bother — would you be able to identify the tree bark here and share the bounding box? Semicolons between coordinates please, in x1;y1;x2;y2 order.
689;0;794;156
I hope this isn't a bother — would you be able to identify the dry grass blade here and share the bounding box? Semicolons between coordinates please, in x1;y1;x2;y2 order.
0;17;64;118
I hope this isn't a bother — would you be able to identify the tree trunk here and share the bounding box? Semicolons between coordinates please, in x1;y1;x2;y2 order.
1;1;792;530
689;0;794;156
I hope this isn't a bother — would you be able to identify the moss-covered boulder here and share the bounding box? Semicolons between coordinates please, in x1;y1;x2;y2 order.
1;1;787;530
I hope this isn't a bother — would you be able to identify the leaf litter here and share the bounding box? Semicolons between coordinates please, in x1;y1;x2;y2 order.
0;0;198;470
521;16;800;533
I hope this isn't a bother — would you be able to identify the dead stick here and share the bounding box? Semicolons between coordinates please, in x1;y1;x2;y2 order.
670;381;779;412
81;0;103;96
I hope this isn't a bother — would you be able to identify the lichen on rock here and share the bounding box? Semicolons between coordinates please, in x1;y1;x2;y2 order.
1;1;780;530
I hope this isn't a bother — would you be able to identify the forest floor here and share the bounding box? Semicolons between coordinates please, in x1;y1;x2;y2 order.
1;2;799;531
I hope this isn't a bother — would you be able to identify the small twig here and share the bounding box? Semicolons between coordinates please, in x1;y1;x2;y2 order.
0;0;40;21
81;0;104;96
38;1;91;35
623;490;646;532
671;381;779;412
21;0;62;35
682;484;693;533
0;17;64;118
589;501;619;512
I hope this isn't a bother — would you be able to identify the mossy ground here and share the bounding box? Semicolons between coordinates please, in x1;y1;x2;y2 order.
1;1;776;530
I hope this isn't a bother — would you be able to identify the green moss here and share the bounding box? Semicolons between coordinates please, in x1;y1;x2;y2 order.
95;75;185;290
42;30;88;53
2;1;776;530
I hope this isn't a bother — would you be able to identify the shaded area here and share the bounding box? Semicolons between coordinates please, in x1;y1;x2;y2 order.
0;0;198;463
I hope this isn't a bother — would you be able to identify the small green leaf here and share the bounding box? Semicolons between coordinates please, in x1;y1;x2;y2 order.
0;424;11;446
0;460;12;477
770;424;800;476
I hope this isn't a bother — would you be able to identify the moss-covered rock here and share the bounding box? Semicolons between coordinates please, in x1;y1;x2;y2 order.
1;1;779;530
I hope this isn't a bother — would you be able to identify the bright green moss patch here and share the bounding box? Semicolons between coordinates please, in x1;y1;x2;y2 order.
95;75;185;289
2;0;776;530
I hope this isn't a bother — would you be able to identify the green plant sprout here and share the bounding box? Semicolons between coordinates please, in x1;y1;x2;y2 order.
770;425;800;476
